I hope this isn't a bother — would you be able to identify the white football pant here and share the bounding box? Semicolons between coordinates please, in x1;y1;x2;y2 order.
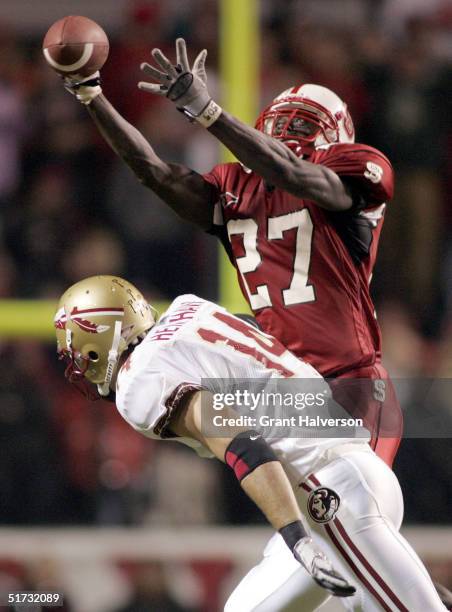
225;447;446;611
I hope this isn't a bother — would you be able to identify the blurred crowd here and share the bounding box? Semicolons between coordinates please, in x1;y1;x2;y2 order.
0;0;451;538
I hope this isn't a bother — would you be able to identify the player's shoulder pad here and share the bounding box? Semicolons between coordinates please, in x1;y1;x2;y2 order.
166;294;211;318
169;294;205;307
203;161;251;193
314;143;394;204
315;142;392;167
203;161;240;186
150;295;211;344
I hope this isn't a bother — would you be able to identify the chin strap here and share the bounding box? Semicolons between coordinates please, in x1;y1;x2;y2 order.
65;328;72;351
97;320;123;397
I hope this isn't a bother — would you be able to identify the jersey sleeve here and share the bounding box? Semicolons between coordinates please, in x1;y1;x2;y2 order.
319;145;394;209
203;163;228;191
202;163;224;231
117;366;201;440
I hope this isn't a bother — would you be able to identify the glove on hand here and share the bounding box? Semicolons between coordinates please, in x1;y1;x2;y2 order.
294;536;356;598
138;38;221;127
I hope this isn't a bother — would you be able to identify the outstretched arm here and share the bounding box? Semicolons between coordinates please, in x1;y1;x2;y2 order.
139;38;353;212
64;78;217;229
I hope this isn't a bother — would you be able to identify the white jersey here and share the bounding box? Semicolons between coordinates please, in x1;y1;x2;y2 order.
115;295;369;479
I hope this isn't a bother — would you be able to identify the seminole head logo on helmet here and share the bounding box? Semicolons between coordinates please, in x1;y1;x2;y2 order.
255;84;355;157
54;276;156;399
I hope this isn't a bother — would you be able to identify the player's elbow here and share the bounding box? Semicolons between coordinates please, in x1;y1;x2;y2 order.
279;163;353;211
123;155;152;184
271;161;304;193
310;167;353;211
130;158;171;190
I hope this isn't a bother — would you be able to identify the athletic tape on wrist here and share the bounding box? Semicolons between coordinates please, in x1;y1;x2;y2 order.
77;86;102;105
279;521;309;553
225;430;277;482
195;99;222;128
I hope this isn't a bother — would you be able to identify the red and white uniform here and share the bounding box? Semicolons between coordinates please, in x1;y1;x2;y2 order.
204;143;403;465
114;295;444;612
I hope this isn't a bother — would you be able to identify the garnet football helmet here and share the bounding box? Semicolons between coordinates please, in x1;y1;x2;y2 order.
55;275;155;398
255;84;355;157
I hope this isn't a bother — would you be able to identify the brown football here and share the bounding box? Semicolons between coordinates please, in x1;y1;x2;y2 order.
43;15;109;77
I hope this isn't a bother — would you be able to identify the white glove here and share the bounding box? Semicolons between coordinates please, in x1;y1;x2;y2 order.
138;38;222;128
294;537;356;598
63;71;102;105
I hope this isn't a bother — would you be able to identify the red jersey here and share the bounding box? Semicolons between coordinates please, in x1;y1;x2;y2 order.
204;143;394;377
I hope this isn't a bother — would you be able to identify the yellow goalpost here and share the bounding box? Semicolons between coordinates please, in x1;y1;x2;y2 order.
219;0;259;313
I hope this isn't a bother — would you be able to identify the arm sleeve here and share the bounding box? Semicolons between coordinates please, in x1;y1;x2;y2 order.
154;381;203;438
203;164;232;252
203;164;227;226
203;162;229;191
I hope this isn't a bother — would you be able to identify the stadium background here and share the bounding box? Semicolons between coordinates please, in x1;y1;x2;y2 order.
0;0;450;610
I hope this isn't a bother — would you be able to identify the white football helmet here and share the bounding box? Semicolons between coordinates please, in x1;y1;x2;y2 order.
255;84;355;156
55;275;155;398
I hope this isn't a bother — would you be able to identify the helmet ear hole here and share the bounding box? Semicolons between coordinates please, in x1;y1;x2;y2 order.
88;351;99;362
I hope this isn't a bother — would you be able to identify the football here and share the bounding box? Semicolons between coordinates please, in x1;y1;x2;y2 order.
42;15;109;77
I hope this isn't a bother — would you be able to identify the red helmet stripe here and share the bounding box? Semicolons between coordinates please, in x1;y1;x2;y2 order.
71;306;124;316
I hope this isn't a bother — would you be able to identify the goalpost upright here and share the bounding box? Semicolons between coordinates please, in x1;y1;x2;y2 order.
218;0;259;313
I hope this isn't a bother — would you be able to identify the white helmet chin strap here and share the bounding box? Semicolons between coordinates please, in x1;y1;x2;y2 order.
65;328;72;351
97;320;123;397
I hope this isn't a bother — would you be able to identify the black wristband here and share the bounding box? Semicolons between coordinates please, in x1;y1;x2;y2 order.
279;520;308;553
